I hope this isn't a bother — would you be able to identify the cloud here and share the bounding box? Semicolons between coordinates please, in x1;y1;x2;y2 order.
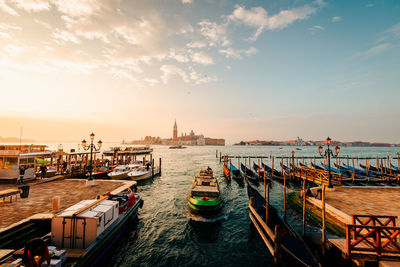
219;46;257;59
385;22;400;39
332;16;341;22
228;3;320;41
309;25;324;32
182;0;192;4
9;0;50;12
198;20;229;46
160;64;189;84
53;29;80;44
365;4;374;8
0;0;19;15
365;43;392;56
191;52;214;65
52;0;101;17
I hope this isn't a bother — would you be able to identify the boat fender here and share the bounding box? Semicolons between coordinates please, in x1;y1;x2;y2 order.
201;197;209;200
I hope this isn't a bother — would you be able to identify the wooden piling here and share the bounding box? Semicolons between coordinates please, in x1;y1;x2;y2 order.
322;185;326;255
159;158;162;175
219;152;222;163
302;180;306;236
151;158;154;178
273;225;281;265
266;182;270;225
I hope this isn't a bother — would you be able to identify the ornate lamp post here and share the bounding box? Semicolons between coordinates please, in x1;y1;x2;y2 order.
82;133;102;184
318;137;340;188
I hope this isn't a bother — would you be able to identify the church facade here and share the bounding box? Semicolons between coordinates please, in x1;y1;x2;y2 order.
161;120;225;146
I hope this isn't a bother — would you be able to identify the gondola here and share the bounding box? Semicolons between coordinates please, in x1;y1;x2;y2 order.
261;162;283;178
253;163;265;177
310;162;324;171
230;164;244;183
222;163;231;180
240;163;258;182
247;183;319;267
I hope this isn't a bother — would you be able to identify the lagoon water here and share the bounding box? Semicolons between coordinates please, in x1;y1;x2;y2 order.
85;145;398;267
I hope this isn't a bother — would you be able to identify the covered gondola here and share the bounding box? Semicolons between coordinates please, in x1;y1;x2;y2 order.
247;183;319;267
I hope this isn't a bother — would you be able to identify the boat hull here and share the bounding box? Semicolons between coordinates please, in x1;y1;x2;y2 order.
187;196;222;212
107;171;130;180
74;196;143;267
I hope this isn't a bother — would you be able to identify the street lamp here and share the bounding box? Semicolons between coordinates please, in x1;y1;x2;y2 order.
318;137;340;188
82;133;102;184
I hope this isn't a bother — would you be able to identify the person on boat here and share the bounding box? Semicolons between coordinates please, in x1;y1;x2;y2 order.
22;238;51;267
17;165;25;185
146;162;151;171
207;166;212;171
39;164;47;180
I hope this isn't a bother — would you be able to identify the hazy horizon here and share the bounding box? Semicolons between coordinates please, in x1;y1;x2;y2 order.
1;0;399;143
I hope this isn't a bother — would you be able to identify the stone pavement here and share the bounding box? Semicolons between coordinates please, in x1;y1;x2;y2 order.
325;187;400;218
0;179;124;229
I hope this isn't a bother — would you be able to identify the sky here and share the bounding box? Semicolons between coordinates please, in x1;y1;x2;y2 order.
0;0;399;144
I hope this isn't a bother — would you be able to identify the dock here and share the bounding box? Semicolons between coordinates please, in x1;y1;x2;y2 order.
0;179;133;230
304;187;400;266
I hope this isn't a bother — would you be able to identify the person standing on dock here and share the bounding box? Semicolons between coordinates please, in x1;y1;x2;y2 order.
39;164;47;179
17;165;25;184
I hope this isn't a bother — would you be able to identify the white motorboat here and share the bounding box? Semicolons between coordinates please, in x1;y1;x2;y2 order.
108;163;141;180
127;166;152;181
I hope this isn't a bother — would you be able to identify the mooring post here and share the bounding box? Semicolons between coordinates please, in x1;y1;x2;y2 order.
302;180;306;236
159;158;162;175
322;184;326;255
282;157;286;222
264;163;267;200
216;150;218;158
291;151;295;180
274;225;281;265
388;152;392;176
266;182;270;225
219;152;222;163
152;158;154;178
347;155;349;168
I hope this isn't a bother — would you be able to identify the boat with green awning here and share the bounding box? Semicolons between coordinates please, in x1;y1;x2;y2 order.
188;168;222;212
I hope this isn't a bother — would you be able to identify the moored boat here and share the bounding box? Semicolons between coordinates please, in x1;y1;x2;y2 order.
1;186;143;267
188;169;222;212
230;164;244;183
107;163;140;180
127;166;152;181
222;163;231;180
247;183;319;267
240;163;258;182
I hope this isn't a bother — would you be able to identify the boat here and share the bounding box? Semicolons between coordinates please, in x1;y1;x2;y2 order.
261;162;283;178
188;169;222;212
107;163;141;180
240;163;258;182
247;183;319;267
222;163;231;180
230;164;244;183
253;163;265;177
127;166;153;181
1;186;143;267
169;145;187;149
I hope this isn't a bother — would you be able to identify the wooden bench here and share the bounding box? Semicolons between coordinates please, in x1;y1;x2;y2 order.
0;189;20;203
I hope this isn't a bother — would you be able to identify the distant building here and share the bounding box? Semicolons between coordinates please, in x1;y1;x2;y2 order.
161;120;224;146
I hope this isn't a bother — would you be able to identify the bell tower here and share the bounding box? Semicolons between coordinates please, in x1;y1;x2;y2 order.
173;119;178;139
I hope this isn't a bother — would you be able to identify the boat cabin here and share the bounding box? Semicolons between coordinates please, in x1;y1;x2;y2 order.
52;198;119;249
191;176;219;197
0;144;53;183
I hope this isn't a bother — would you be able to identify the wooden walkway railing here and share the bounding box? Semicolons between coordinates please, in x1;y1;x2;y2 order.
292;166;342;186
346;215;400;257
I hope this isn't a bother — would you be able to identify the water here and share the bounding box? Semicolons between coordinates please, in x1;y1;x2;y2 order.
97;145;399;267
